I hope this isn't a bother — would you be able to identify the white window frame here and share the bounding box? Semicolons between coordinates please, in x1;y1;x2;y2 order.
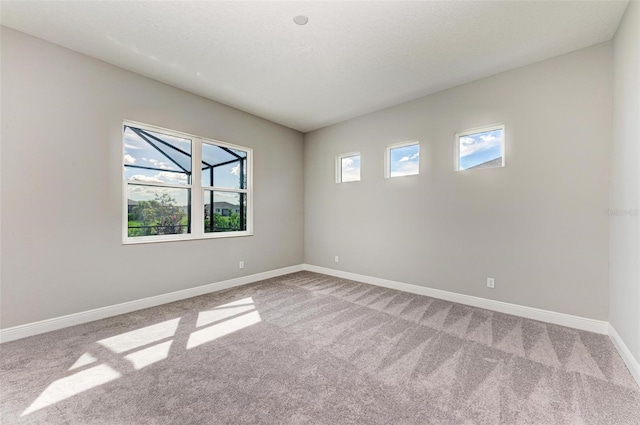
454;123;505;171
335;152;361;183
122;120;253;244
385;140;420;178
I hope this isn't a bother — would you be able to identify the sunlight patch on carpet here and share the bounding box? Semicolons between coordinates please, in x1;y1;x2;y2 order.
22;364;121;416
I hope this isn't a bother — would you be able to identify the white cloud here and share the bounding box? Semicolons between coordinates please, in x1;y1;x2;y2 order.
392;146;419;176
213;191;239;203
128;185;161;199
123;132;146;150
391;160;419;177
129;171;187;185
124;143;143;151
143;158;172;170
343;157;359;172
124;154;136;165
128;185;189;204
398;152;419;162
459;134;501;158
341;156;360;179
460;137;475;146
130;175;163;183
159;134;191;148
157;172;187;183
230;164;240;175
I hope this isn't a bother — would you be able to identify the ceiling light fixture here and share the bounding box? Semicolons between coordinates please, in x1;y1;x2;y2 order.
293;15;308;26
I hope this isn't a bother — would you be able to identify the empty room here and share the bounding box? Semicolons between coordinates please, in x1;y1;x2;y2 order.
1;1;639;424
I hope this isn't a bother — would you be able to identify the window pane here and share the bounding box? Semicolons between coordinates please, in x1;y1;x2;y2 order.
201;143;247;189
204;191;246;233
389;144;419;177
124;126;192;185
127;185;190;237
458;127;504;170
341;155;360;182
201;143;241;166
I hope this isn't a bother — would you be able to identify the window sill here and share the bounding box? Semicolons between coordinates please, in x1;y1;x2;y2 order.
122;231;254;245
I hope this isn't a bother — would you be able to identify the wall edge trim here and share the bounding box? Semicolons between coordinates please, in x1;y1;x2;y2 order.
303;264;609;334
0;265;304;343
608;323;640;387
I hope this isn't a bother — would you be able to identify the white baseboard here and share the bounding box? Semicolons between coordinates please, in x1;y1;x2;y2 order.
303;264;609;335
0;264;304;344
608;324;640;387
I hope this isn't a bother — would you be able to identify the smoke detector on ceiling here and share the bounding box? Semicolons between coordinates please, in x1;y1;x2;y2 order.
293;15;308;26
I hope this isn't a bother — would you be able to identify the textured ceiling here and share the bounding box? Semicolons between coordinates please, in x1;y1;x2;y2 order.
0;1;629;132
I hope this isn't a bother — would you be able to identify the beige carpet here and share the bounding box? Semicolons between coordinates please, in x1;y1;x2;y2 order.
1;271;639;424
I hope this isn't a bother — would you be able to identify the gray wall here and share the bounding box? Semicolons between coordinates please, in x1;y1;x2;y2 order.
0;28;304;328
610;1;640;363
304;43;612;320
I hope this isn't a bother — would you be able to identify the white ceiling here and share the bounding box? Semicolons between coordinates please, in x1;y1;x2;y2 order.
0;1;628;132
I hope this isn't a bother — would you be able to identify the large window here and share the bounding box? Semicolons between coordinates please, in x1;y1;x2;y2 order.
385;141;420;178
123;121;252;243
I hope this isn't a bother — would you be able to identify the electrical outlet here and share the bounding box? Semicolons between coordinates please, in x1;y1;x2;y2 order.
334;256;339;263
239;261;244;269
487;278;495;288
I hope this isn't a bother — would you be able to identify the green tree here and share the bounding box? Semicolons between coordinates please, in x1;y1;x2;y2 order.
229;211;240;230
214;213;230;230
132;193;186;235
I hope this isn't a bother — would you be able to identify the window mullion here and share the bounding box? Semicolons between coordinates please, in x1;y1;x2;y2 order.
205;187;248;194
191;138;203;236
124;180;192;190
246;151;253;234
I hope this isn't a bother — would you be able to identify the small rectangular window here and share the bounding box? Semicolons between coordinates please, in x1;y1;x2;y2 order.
386;141;419;178
336;152;361;183
455;124;505;171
